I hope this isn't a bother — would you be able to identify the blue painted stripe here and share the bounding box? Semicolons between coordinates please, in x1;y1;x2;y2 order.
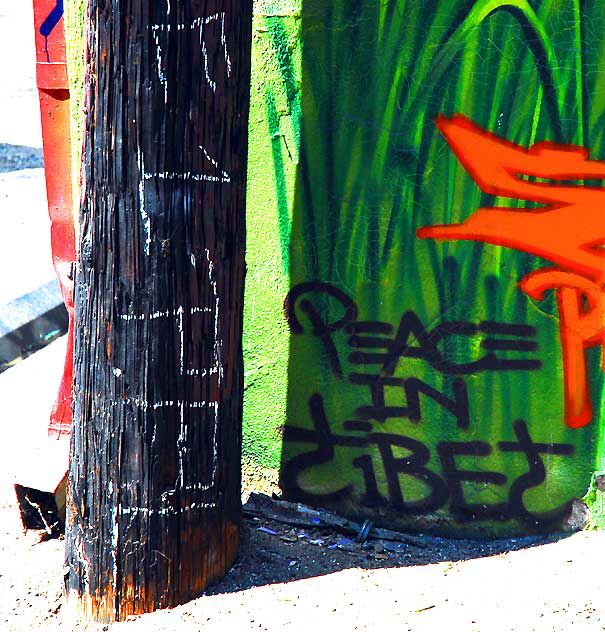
39;0;64;38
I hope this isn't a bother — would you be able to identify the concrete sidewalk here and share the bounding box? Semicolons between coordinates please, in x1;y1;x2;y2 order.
0;4;70;498
0;168;56;306
0;335;69;496
0;3;44;149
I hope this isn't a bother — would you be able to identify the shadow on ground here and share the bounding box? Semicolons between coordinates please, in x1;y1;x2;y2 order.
205;507;573;596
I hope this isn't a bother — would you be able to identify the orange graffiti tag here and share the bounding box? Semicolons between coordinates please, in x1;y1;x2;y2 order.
417;115;605;429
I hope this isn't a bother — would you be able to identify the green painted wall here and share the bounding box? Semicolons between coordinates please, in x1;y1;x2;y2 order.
243;1;301;468
64;0;86;216
279;0;605;535
64;0;605;535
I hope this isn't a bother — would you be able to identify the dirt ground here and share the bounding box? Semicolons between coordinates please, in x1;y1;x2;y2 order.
2;463;605;632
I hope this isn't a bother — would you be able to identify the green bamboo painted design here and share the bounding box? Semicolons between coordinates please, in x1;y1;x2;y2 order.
282;0;605;533
266;89;292;274
264;13;302;274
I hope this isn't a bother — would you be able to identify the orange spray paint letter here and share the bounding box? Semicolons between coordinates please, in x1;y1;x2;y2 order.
418;115;605;428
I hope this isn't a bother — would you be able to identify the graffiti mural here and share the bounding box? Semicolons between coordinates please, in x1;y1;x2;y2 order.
418;115;605;430
65;0;605;534
283;282;576;527
280;0;605;535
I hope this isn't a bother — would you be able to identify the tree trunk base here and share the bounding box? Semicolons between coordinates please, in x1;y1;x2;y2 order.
65;520;239;623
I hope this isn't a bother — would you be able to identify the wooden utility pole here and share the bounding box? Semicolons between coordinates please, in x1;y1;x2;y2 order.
64;0;252;622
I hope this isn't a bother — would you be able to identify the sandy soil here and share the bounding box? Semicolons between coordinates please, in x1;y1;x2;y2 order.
2;464;605;632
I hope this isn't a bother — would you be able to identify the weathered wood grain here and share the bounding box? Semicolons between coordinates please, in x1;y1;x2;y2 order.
64;0;252;622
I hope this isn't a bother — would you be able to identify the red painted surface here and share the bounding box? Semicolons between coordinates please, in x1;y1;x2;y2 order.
32;0;76;439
